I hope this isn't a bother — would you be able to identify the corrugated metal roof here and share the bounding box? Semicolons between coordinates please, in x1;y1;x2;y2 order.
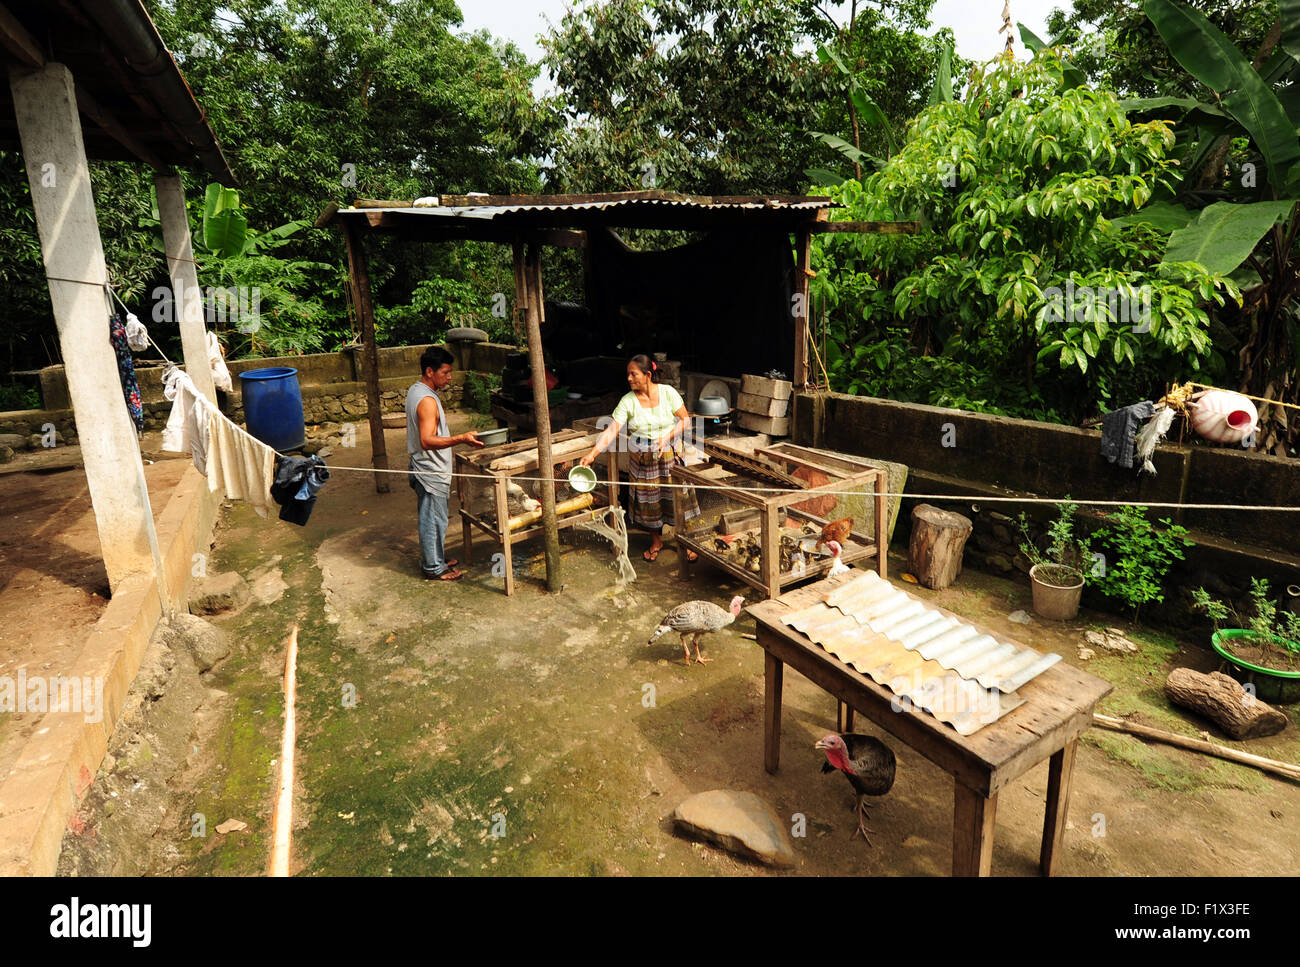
343;196;832;219
782;570;1062;736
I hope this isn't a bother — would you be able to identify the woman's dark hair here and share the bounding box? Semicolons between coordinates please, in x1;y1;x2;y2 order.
421;346;455;376
629;354;658;382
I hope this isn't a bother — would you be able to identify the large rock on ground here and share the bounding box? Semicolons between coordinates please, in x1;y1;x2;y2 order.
189;571;250;616
159;612;232;673
673;789;795;868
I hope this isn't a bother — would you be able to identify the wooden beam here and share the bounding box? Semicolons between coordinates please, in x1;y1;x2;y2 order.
793;228;812;389
522;239;561;592
809;221;920;234
77;85;167;170
343;223;391;493
0;4;44;67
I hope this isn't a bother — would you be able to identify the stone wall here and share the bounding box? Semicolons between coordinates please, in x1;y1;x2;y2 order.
794;391;1300;630
0;342;504;459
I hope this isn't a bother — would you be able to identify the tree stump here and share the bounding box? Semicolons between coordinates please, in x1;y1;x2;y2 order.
1164;667;1288;740
908;504;973;590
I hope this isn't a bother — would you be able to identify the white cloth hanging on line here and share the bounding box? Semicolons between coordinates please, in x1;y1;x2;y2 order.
162;367;210;474
208;332;233;393
161;364;276;517
206;409;277;519
125;312;149;351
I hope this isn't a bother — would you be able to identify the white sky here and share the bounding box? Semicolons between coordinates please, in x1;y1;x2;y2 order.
459;0;1077;91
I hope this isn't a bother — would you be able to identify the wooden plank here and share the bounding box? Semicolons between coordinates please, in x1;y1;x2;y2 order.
494;476;513;596
1040;738;1077;876
875;468;889;580
809;221;920;234
343;223;390;492
471;428;583;465
759;442;877;476
762;501;781;600
488;434;596;472
0;5;45;67
952;784;997;876
792;226;810;388
764;651;784;774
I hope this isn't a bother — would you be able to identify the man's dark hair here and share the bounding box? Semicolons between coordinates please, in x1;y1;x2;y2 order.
420;346;455;376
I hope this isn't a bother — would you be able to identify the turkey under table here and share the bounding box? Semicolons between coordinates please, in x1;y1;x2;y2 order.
780;571;1062;736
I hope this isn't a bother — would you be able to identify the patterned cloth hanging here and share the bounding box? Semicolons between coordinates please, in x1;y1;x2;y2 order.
109;312;144;432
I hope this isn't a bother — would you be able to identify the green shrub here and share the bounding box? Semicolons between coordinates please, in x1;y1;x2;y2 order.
1091;505;1191;621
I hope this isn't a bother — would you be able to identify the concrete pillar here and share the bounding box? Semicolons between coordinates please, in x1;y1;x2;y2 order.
9;62;168;602
154;172;217;404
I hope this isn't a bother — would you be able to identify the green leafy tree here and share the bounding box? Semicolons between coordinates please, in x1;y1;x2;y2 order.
541;0;840;193
810;49;1240;419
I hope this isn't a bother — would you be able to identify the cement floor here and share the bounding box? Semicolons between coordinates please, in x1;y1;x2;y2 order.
53;418;1300;875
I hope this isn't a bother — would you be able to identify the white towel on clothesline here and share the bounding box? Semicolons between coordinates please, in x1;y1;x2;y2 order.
161;367;210;475
208;332;233;393
206;406;276;519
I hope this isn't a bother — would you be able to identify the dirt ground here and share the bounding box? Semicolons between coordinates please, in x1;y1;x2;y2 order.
0;441;190;784
54;417;1300;876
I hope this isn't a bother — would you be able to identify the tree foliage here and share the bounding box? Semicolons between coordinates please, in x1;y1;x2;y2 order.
811;50;1240;420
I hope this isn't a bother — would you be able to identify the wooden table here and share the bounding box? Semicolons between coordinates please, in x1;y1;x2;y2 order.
749;573;1113;876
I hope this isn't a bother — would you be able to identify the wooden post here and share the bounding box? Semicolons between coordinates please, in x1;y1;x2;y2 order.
511;240;528;336
763;651;784;774
875;469;889;581
1039;739;1076;876
952;784;997;876
343;223;390;493
793;229;812;389
522;239;561;592
494;475;514;596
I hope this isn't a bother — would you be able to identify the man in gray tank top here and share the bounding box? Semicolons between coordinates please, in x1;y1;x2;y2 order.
407;347;483;580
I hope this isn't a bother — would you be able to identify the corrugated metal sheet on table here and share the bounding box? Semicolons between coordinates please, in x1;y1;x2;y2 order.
780;572;1060;736
814;571;1061;691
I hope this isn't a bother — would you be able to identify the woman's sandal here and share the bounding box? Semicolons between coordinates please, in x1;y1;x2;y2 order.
643;546;661;562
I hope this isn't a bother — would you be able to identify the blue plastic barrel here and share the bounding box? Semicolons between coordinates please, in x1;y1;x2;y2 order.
238;367;305;452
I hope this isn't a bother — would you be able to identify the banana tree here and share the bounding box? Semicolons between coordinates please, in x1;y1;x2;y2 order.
1057;0;1300;452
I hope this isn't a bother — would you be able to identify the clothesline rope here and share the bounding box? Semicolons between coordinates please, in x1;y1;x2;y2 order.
1188;382;1300;414
323;460;1299;512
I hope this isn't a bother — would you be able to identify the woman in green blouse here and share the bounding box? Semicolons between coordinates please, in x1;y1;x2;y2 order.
580;354;701;561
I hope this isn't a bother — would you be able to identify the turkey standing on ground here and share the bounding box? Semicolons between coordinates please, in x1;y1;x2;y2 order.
816;733;896;845
648;595;745;665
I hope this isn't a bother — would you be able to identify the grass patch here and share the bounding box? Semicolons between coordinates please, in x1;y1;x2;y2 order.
1083;730;1266;795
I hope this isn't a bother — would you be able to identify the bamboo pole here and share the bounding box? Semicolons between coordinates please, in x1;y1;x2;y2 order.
520;238;562;591
269;624;299;877
507;492;593;531
343;223;390;493
1092;712;1300;782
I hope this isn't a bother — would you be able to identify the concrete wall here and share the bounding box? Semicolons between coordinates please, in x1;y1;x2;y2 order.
794;391;1300;628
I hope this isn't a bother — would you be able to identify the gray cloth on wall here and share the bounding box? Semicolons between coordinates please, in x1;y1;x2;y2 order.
1100;401;1155;468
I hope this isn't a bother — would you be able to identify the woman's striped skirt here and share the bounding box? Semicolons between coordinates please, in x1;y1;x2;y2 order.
627;442;700;533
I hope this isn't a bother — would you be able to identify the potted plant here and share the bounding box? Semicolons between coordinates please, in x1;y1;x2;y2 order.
1018;500;1090;620
1193;579;1300;704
